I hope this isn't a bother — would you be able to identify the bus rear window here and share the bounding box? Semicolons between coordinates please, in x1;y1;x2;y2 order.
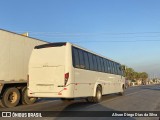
35;42;66;49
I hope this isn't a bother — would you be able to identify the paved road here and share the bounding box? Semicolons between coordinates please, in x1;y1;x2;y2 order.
0;84;160;120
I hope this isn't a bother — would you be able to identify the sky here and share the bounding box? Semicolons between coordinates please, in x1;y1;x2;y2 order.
0;0;160;77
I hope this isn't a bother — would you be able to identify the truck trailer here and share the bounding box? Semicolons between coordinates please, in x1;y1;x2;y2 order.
0;29;48;107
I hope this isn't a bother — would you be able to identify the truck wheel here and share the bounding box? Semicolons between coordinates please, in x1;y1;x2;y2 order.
1;87;20;108
0;100;5;108
21;87;37;105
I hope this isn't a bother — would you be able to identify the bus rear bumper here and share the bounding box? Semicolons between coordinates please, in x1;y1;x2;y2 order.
28;90;74;98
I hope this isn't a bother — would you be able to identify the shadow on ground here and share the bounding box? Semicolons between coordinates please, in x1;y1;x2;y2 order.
53;101;136;120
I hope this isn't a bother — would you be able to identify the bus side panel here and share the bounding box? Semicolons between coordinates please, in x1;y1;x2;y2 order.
73;70;123;97
73;69;94;97
91;72;117;96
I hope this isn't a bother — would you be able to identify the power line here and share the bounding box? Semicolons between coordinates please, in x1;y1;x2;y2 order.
71;40;160;43
16;31;160;36
15;30;160;43
31;35;160;39
43;39;160;43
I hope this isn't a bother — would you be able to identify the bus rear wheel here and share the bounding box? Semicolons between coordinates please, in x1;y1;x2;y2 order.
1;87;20;108
21;87;37;105
86;85;102;103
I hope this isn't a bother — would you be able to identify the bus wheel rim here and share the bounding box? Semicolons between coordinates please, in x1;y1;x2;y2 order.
97;90;101;100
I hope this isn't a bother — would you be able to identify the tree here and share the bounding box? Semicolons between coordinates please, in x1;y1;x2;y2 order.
133;72;140;80
123;66;148;82
139;72;148;80
124;68;134;80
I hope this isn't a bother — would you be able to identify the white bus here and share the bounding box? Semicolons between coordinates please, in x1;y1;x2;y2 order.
28;42;125;103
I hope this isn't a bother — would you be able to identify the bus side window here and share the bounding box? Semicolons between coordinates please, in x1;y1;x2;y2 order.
118;64;123;75
96;56;100;72
103;58;107;73
78;49;85;69
112;62;115;74
88;53;94;71
72;47;80;68
100;57;105;72
109;61;113;74
114;63;118;75
107;60;110;73
83;51;90;70
117;64;120;75
113;62;116;74
116;64;120;75
92;55;98;71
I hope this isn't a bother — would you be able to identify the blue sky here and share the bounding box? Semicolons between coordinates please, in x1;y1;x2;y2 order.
0;0;160;77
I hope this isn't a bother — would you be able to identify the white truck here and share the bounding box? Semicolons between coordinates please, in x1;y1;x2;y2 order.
0;29;47;107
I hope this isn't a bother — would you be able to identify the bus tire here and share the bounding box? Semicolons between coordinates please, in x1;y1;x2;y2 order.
118;85;125;96
21;87;37;105
1;87;20;108
86;85;102;103
93;85;102;103
86;97;94;102
118;91;124;96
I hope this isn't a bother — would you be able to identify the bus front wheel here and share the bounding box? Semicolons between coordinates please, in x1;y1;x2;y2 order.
118;85;125;96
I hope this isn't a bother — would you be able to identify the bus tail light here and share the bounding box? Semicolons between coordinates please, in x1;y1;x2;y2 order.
64;72;69;86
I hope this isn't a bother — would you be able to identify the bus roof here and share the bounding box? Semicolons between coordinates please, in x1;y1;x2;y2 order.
35;42;121;65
